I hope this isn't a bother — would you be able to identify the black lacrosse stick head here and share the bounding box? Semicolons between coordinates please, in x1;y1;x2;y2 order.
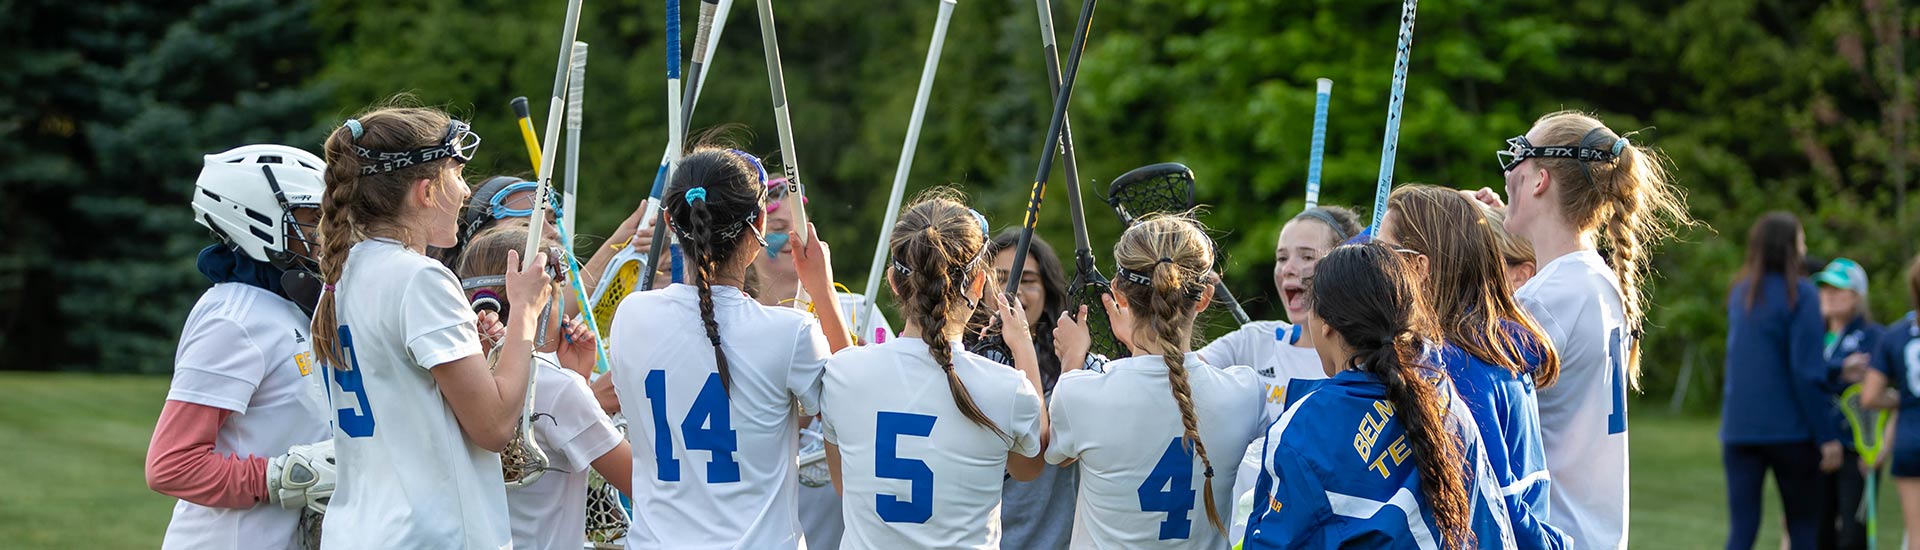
1106;162;1197;225
1069;269;1129;360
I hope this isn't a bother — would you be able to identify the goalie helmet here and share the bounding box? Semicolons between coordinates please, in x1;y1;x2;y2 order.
191;144;326;269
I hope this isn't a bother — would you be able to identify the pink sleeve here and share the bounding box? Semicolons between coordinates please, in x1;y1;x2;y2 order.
144;400;270;508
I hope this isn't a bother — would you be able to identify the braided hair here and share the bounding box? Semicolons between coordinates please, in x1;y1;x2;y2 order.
888;189;1008;441
1111;214;1228;536
665;148;769;393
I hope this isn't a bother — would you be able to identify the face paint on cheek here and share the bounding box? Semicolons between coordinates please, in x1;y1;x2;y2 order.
763;231;790;260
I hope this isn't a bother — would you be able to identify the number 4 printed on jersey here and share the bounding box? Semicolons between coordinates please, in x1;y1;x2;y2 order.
1139;437;1198;540
644;370;741;482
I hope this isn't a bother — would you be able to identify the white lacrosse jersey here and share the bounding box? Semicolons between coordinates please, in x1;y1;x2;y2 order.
610;283;830;550
1196;320;1327;545
162;283;332;550
1517;250;1631;550
1046;353;1263;549
508;354;625;550
321;238;509;550
820;338;1044;550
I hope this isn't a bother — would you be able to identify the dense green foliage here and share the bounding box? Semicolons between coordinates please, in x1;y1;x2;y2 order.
6;0;1918;412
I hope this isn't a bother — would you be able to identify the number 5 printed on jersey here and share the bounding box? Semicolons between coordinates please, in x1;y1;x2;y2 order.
1902;340;1920;397
331;325;377;438
644;370;741;482
875;412;936;523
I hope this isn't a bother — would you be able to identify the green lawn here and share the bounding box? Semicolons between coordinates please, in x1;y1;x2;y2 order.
0;372;1903;549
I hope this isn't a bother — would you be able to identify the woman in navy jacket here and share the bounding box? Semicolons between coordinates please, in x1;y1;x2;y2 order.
1721;212;1842;549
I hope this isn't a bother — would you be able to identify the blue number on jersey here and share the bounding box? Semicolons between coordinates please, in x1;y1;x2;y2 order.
331;325;376;438
1606;327;1629;435
1902;340;1920;397
682;373;741;482
643;369;683;481
644;370;741;482
874;412;937;523
1139;437;1198;540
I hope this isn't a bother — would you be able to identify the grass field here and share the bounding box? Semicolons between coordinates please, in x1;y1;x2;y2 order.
0;372;1904;549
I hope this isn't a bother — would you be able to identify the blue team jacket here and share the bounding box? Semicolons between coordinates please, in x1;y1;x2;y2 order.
1243;369;1516;550
1433;327;1569;550
1871;314;1920;453
1824;315;1883;447
1721;275;1840;445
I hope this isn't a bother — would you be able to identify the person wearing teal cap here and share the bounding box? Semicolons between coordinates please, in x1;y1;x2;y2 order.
1817;257;1883;550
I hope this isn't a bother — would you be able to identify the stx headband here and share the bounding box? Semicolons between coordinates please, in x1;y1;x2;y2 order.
889;208;991;276
1495;130;1627;173
351;119;482;176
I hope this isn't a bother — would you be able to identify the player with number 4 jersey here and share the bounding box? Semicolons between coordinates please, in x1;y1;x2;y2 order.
610;148;849;549
1051;215;1263;549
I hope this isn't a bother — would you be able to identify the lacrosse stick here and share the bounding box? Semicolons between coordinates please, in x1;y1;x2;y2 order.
584;416;629;548
1004;0;1097;297
509;49;614;376
633;0;731;293
1104;163;1250;324
856;0;959;339
1305;78;1331;209
754;0;815;309
1028;0;1117;361
564;43;588;241
1841;384;1891;549
1367;0;1419;239
503;0;584;490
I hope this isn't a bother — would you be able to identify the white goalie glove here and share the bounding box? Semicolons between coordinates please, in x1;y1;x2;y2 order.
267;439;336;513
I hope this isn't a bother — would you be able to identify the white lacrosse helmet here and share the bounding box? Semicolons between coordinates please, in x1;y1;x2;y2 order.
191;144;327;267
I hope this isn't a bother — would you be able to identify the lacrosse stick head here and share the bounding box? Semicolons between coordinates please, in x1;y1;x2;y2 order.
296;509;323;550
1106;162;1197;225
584;470;630;547
500;357;554;489
1841;384;1891;461
1069;269;1129;360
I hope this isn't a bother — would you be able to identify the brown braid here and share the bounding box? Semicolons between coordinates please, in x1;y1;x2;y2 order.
312;104;458;369
1113;214;1227;536
888;189;1008;442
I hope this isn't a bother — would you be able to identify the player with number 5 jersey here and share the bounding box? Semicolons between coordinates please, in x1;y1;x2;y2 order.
311;107;556;549
1049;215;1263;549
821;191;1047;549
610;148;851;549
1484;111;1694;549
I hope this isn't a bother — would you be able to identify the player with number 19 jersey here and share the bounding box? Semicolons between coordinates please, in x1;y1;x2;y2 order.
1871;313;1920;476
1515;250;1632;549
1045;353;1263;549
820;338;1044;549
321;238;507;549
610;283;830;549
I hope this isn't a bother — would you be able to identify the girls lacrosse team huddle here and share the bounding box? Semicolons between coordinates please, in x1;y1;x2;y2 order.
148;93;1721;550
